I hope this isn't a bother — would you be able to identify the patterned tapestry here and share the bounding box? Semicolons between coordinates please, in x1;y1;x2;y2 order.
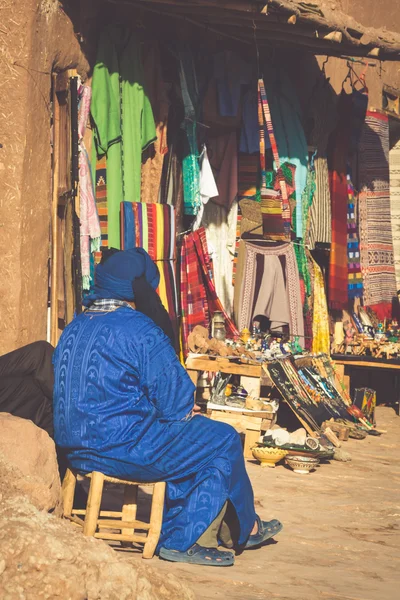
358;112;396;317
389;138;400;291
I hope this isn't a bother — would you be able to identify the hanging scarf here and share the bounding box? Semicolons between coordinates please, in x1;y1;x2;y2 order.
311;256;330;354
258;79;291;241
347;171;363;299
78;85;101;290
328;91;352;309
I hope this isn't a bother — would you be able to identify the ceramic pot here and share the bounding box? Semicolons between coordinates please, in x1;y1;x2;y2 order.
251;446;288;468
285;455;320;474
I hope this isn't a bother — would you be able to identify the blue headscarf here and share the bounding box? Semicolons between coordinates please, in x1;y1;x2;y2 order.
83;248;160;306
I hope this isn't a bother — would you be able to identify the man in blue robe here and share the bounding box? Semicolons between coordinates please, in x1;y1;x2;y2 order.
53;248;282;566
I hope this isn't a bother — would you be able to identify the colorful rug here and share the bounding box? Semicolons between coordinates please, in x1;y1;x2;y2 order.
358;111;397;318
120;201;178;327
389;138;400;291
180;228;239;355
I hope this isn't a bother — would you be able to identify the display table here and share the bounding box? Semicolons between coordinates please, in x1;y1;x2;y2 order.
332;355;400;414
185;355;275;457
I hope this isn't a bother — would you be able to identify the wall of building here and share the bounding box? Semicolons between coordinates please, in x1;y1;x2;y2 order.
0;0;88;354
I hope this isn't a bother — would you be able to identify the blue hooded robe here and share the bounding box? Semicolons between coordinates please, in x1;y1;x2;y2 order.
53;250;256;551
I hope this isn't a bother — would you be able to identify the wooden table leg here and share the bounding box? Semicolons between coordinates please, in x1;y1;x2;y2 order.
187;369;199;386
244;429;261;459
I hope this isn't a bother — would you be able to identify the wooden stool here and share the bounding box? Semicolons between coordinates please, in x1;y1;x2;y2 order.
62;469;166;559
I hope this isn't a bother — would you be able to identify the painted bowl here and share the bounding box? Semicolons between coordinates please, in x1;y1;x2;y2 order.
251;446;288;468
285;455;320;474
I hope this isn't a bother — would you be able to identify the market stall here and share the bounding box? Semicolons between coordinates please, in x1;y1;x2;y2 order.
48;0;400;475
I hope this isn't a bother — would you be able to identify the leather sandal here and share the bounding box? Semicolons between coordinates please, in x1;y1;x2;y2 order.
245;515;283;549
159;543;235;566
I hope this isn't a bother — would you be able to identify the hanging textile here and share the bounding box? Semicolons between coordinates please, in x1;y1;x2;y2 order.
91;26;157;248
178;49;201;216
93;155;108;264
141;43;169;204
120;202;178;328
359;112;396;319
193;146;219;230
307;80;336;247
328;91;353;310
258;79;291;241
311;256;330;354
237;154;260;200
208;132;238;208
201;200;238;315
263;69;308;238
234;241;304;341
180;228;239;355
78;85;101;290
390;138;400;291
347;172;363;299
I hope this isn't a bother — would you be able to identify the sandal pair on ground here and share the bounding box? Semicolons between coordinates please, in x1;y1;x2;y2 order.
159;516;283;567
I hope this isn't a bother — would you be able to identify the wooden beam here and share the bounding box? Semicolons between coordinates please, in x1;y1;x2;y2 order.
50;74;60;348
323;31;343;43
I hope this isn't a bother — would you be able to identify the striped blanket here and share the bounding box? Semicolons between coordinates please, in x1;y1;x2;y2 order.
358;112;396;318
180;228;239;356
120;201;178;327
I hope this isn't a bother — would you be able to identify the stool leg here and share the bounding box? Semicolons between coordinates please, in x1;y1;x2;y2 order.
143;482;166;559
121;484;138;540
83;471;104;537
62;468;77;518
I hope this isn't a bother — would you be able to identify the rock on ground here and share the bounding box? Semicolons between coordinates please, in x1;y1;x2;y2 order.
0;413;61;514
0;456;194;600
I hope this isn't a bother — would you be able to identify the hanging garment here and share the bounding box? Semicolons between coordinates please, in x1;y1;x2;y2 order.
252;254;291;332
389;138;400;291
180;229;239;355
141;43;169;204
208;132;238;208
328;91;353;310
234;241;304;340
307;80;337;247
78;85;101;290
193;146;219;230
91;26;157;248
120;202;178;329
311;256;330;354
359;112;397;319
53;308;256;553
238;154;259;200
178;49;201;216
347;171;363;299
201;200;238;315
263;69;308;238
240;88;270;154
214;51;251;118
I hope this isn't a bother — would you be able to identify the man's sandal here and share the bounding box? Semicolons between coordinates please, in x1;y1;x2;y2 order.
159;543;234;566
244;516;283;549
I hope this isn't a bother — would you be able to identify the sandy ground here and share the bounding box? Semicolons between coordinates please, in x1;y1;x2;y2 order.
135;407;400;600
